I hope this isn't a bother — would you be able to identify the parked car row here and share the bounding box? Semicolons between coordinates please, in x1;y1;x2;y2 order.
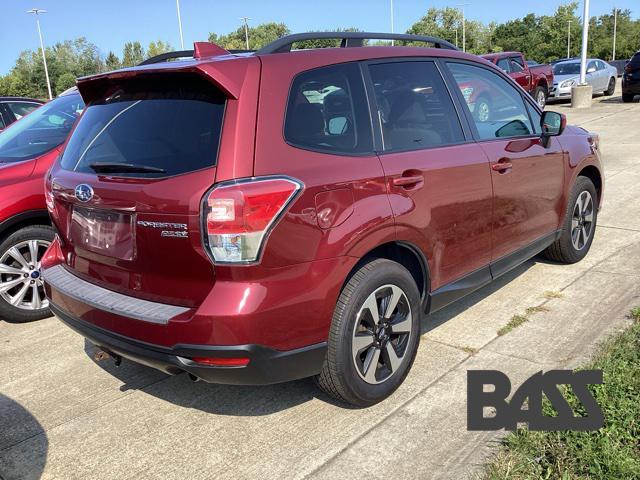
1;33;604;406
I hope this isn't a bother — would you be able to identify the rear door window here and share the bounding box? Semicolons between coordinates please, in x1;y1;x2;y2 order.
284;63;372;154
60;75;226;177
367;61;465;152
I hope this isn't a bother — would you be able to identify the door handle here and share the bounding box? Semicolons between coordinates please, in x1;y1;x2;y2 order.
491;161;513;173
392;174;424;188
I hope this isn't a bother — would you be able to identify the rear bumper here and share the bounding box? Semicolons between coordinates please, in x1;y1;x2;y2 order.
622;77;640;94
51;303;327;385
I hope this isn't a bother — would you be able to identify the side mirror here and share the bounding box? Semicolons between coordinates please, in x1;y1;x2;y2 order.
587;66;596;73
540;111;566;148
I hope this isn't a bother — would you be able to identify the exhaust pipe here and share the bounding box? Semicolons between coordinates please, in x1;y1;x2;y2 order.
93;348;122;367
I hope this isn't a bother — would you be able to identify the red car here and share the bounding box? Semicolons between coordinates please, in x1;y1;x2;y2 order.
0;96;44;131
482;52;554;108
42;33;603;406
0;90;84;322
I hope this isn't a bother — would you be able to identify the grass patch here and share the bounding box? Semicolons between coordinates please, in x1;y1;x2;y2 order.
524;305;550;316
461;346;479;355
543;290;564;299
497;314;529;336
483;308;640;479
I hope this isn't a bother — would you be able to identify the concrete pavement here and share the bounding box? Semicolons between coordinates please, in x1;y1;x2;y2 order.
1;84;639;480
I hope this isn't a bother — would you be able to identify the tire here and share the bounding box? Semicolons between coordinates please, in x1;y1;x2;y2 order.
0;225;54;323
533;86;547;108
543;177;598;264
622;93;635;103
604;77;616;96
315;258;421;407
474;96;491;122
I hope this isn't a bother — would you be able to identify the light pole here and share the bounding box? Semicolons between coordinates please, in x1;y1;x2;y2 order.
567;20;572;58
579;0;590;85
612;7;617;61
176;0;185;49
457;3;470;53
390;0;395;46
240;17;251;50
26;8;52;100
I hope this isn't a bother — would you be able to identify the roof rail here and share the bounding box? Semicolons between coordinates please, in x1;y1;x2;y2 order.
256;32;458;55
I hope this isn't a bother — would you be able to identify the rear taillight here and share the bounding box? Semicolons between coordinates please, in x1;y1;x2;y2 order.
201;176;303;264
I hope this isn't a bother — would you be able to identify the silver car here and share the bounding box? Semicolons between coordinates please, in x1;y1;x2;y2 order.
550;59;617;100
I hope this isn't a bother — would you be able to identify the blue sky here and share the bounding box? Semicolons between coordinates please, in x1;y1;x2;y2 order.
1;0;637;74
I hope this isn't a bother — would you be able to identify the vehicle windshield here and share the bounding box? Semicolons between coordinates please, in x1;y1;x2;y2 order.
553;62;581;75
0;94;84;163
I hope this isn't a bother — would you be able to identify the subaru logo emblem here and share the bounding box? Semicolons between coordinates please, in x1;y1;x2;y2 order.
74;184;94;203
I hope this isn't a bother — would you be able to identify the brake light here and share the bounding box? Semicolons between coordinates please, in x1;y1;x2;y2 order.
202;177;303;264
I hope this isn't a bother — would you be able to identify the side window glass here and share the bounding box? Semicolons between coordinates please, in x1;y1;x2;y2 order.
368;61;465;152
510;58;524;73
7;102;40;120
284;63;372;154
447;62;534;140
525;102;542;135
588;61;597;72
496;58;510;73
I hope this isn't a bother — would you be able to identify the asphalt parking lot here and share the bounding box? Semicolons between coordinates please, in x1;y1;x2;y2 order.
1;82;639;480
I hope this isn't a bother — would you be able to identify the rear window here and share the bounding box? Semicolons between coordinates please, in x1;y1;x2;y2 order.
60;75;226;178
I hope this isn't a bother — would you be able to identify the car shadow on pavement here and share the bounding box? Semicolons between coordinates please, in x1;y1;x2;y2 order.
80;259;537;416
0;394;48;480
420;259;535;335
82;339;349;415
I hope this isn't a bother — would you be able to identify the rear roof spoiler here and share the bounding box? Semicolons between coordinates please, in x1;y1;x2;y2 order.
139;43;255;66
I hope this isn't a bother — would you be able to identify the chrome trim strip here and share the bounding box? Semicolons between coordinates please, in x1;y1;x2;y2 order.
42;265;189;325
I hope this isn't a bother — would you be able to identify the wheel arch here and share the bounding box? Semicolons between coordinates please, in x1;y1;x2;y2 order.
0;210;51;242
344;241;430;312
577;165;603;206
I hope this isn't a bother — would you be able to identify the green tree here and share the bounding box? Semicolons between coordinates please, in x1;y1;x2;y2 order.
105;51;121;71
56;72;76;93
209;22;290;50
122;41;145;67
406;7;490;54
147;40;173;58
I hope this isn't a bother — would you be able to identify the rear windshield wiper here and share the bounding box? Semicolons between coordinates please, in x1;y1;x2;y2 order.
88;162;166;174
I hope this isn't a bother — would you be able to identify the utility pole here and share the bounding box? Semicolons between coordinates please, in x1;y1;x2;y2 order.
579;0;590;85
567;20;572;58
612;7;617;61
457;3;470;53
390;0;395;46
455;28;458;48
240;17;251;50
176;0;184;49
26;8;52;100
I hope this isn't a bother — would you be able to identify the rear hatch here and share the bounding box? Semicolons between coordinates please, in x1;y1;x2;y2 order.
48;69;236;307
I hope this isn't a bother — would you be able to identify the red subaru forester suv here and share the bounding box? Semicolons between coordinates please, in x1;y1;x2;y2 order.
42;33;603;406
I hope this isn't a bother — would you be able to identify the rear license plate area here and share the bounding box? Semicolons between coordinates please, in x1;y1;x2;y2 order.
70;206;135;260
